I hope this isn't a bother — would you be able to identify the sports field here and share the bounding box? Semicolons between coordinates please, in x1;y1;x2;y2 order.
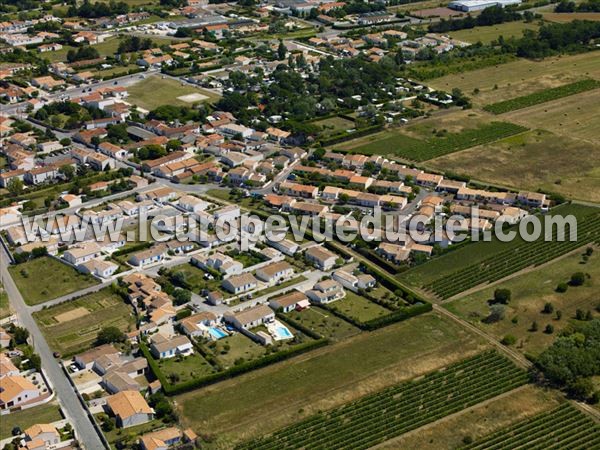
449;21;538;44
426;129;600;202
445;248;600;355
176;313;488;446
33;288;135;356
127;76;220;111
8;257;98;305
428;52;600;107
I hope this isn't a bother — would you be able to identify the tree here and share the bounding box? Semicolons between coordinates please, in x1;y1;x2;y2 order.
7;178;24;196
60;137;71;146
96;326;126;345
59;164;75;181
501;334;517;345
530;321;539;332
556;282;568;293
542;302;554;314
492;288;511;305
486;304;505;323
570;272;586;286
12;326;29;345
544;324;554;334
277;40;287;60
172;288;192;306
556;310;563;320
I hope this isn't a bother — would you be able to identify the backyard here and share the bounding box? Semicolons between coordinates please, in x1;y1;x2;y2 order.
157;352;216;384
330;292;391;322
287;306;361;341
33;288;135;356
8;257;98;306
0;403;63;439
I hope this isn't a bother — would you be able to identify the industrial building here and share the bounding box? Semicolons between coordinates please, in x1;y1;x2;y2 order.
448;0;521;11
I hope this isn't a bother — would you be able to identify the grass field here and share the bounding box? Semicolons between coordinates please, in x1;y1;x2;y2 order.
426;129;600;202
313;116;356;137
428;52;600;107
398;203;598;289
331;111;527;161
127;76;220;111
503;87;600;142
33;288;135;356
445;248;600;355
449;21;538;44
209;333;268;369
542;12;600;22
378;385;562;449
8;257;98;305
42;37;121;63
176;313;488;446
0;403;63;439
287;306;361;341
331;292;390;322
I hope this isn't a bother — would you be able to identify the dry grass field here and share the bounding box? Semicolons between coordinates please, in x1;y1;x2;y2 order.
429;52;600;107
426;129;600;202
449;21;538;44
542;12;600;22
376;385;562;450
503;88;600;142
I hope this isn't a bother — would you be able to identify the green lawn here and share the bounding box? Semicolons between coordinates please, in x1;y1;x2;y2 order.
157;352;216;383
0;283;11;319
330;292;390;322
102;419;162;444
445;248;600;355
0;403;63;439
176;313;488;445
8;257;98;305
313;116;356;137
33;288;135;357
208;333;266;369
287;306;360;341
127;76;220;111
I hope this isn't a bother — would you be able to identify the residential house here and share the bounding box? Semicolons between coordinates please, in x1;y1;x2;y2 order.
0;375;39;410
269;290;309;313
221;273;258;294
74;344;119;370
106;390;154;428
140;428;182;450
332;269;376;292
255;261;294;285
305;246;338;271
63;242;102;265
179;312;218;338
149;334;193;359
24;424;60;448
306;279;345;304
128;245;166;267
224;304;275;330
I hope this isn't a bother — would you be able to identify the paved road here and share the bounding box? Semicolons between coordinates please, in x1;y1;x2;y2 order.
0;245;106;450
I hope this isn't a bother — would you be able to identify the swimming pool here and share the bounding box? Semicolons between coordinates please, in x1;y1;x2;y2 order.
273;326;293;340
208;327;228;340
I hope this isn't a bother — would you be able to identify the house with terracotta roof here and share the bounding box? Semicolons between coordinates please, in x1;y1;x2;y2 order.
140;427;182;450
269;290;309;313
106;390;154;428
24;424;60;448
0;375;39;409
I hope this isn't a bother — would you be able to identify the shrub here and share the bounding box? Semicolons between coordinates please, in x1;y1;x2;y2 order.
555;282;568;293
570;272;586;286
492;288;511;304
501;334;517;345
544;324;554;334
542;302;554;314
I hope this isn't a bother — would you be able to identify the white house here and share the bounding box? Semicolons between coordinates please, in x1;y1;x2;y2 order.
305;246;338;271
306;279;345;304
149;334;193;359
224;304;275;330
255;261;294;285
63;242;102;265
221;273;258;294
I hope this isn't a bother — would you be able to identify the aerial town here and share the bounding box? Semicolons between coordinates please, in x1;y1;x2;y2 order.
0;0;599;448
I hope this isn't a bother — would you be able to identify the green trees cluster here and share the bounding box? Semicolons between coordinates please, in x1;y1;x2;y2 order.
429;5;521;33
67;0;129;18
117;35;154;54
66;46;100;63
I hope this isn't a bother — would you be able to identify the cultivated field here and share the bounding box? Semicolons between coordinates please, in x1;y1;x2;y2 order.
378;385;562;449
445;248;600;355
399;203;600;298
8;257;98;305
33;288;135;356
238;352;527;450
428;52;600;107
463;403;600;449
503;87;600;142
127;76;220;111
449;21;538;44
331;110;527;161
176;313;488;446
426;129;600;202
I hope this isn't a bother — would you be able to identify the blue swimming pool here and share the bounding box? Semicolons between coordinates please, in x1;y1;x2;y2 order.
274;326;293;339
209;327;228;340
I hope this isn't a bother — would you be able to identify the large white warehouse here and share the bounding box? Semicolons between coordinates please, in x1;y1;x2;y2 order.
448;0;522;11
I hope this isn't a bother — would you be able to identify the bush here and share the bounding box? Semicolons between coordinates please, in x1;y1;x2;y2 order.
544;324;554;334
555;282;568;293
570;272;586;286
501;334;517;346
492;288;511;304
542;302;554;314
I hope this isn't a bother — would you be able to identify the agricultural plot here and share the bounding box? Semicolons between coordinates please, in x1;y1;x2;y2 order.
484;79;600;114
503;86;600;142
425;207;600;299
176;314;487;444
445;249;600;355
33;288;135;356
449;21;538;44
425;129;600;203
461;403;600;450
237;351;528;450
428;52;600;107
337;121;527;161
399;204;599;293
8;257;98;305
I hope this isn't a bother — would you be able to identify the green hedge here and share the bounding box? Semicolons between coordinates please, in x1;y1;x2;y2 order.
318;124;384;146
111;241;152;258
